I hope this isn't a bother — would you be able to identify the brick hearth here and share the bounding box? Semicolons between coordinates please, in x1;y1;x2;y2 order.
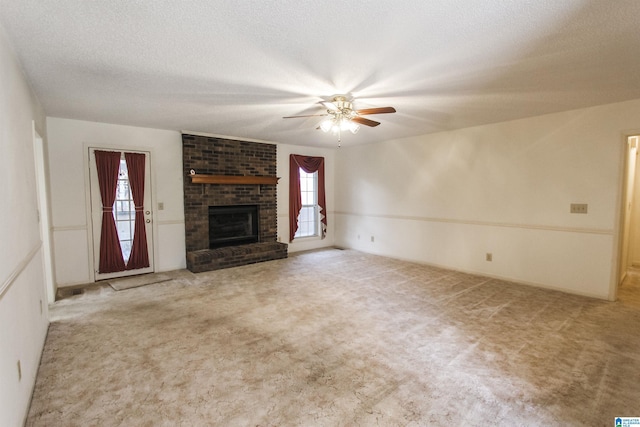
182;134;287;272
187;242;288;273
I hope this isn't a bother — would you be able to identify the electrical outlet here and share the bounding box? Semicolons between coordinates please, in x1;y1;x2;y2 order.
370;236;375;242
570;203;588;214
486;253;493;262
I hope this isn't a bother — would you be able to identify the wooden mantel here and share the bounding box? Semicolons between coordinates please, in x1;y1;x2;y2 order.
190;174;280;185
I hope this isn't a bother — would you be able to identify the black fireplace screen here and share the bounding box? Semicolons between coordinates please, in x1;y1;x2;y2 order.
208;205;259;249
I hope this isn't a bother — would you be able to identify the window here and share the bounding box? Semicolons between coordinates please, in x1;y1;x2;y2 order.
295;168;319;238
114;157;135;261
289;154;326;242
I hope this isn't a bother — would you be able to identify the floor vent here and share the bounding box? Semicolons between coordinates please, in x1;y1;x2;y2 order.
56;287;86;301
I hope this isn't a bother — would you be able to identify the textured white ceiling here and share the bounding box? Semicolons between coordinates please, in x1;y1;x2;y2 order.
2;1;640;147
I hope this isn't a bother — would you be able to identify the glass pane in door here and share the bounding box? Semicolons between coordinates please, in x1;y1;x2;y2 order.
114;158;135;261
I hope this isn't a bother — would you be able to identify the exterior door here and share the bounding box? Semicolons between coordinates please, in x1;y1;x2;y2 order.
89;148;154;281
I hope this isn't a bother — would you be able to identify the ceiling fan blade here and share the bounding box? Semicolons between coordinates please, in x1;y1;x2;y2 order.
355;107;396;115
283;113;329;119
352;116;381;127
319;101;339;111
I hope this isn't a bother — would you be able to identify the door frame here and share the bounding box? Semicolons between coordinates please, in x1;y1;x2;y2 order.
32;122;56;303
83;143;159;282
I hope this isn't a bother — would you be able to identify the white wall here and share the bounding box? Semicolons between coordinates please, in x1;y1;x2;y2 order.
277;143;336;252
0;26;50;427
46;118;186;287
335;99;640;300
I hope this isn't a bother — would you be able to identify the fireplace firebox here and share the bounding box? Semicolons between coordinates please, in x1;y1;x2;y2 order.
208;205;259;249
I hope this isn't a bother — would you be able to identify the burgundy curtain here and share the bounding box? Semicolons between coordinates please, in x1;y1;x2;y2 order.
125;152;150;270
95;150;126;273
289;154;326;242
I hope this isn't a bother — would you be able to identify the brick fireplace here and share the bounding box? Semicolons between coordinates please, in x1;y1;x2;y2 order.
182;134;287;272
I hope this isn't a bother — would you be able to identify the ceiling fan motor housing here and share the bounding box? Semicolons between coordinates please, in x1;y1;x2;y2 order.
329;96;356;119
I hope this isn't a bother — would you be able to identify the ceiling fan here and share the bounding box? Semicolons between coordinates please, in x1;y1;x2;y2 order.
283;95;396;146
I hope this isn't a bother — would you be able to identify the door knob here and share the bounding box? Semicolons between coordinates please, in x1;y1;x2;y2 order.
145;211;151;215
146;219;151;223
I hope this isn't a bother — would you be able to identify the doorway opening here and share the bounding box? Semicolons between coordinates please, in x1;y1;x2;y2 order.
618;135;640;293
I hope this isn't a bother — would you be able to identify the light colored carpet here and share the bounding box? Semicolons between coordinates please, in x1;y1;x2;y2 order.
108;273;172;291
27;249;640;426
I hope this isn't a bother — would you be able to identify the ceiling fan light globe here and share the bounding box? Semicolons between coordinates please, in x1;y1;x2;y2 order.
320;120;333;133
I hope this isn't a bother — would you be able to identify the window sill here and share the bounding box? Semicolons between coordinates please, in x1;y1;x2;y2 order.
292;235;321;242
